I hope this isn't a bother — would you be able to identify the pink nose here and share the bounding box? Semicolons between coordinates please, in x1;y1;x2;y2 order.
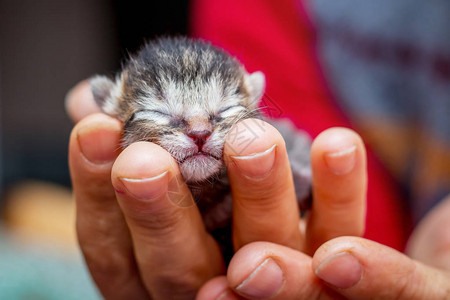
188;130;211;151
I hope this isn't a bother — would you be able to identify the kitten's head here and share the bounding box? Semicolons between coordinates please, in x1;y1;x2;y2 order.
91;37;265;183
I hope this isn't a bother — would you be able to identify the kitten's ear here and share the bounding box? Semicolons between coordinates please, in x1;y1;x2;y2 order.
244;71;266;108
90;75;121;116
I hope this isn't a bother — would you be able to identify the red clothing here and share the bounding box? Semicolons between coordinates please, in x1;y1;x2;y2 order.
191;0;410;250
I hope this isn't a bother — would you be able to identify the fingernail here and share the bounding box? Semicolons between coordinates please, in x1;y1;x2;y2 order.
231;144;277;180
236;258;284;299
77;122;120;164
119;171;169;200
324;145;357;175
315;251;362;288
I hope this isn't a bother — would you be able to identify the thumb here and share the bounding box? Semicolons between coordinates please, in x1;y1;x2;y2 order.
312;236;450;300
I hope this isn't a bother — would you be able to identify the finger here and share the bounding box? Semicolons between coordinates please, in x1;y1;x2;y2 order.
111;142;224;299
407;194;450;270
226;242;336;300
306;128;367;254
196;276;240;300
69;113;150;299
65;80;102;123
313;236;450;299
224;118;301;251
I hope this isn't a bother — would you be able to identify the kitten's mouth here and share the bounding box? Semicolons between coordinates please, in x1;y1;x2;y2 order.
178;150;223;182
179;151;221;164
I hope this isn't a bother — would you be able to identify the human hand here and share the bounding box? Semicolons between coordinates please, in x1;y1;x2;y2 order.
198;228;450;300
67;81;367;299
197;156;450;299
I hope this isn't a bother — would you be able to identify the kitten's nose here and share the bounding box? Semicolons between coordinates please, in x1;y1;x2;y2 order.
188;130;211;151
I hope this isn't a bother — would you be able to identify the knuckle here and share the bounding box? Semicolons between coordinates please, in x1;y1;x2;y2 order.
125;203;185;238
392;262;422;300
80;238;135;284
76;210;136;284
149;261;214;298
235;181;293;210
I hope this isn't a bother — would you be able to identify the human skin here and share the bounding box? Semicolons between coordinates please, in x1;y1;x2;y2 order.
67;81;450;299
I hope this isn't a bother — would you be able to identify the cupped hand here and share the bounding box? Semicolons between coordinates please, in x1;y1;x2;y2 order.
198;231;450;300
67;81;367;299
197;124;371;300
197;122;450;299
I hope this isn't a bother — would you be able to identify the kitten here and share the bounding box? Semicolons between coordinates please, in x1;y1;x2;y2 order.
90;37;311;247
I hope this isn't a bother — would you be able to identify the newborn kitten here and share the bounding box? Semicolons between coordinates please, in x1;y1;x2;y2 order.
90;37;311;248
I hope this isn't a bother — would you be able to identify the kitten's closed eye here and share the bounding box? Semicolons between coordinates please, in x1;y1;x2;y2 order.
217;104;245;118
134;109;172;125
135;109;170;117
208;105;245;123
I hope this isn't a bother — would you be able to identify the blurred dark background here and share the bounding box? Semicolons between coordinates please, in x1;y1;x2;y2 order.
0;0;190;203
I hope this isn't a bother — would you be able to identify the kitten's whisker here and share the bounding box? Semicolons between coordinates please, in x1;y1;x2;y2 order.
228;107;261;125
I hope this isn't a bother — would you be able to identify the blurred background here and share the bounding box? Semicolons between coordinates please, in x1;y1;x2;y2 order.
0;0;448;298
0;1;189;298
